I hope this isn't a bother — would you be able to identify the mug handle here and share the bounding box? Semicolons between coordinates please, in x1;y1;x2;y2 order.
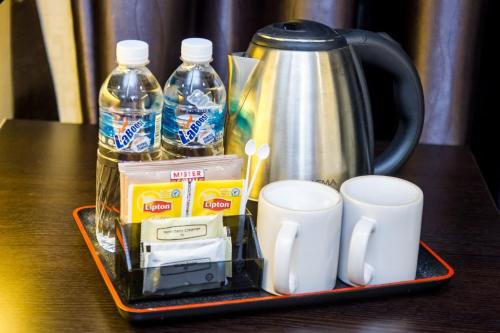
347;216;377;285
273;221;299;294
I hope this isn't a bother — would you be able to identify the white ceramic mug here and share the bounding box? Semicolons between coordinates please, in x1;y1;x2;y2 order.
338;175;424;286
257;180;343;295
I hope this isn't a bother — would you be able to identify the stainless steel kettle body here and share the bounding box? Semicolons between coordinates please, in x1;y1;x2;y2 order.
226;20;424;200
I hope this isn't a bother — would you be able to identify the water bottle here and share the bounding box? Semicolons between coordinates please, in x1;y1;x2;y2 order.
161;38;226;158
96;40;163;252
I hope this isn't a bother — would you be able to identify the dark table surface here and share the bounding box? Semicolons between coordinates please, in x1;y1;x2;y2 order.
0;119;499;332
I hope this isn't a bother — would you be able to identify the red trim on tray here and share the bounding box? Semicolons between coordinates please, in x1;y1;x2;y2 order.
115;225;125;252
73;205;455;315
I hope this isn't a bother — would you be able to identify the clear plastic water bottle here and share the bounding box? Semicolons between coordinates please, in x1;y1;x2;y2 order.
96;40;163;252
161;38;226;158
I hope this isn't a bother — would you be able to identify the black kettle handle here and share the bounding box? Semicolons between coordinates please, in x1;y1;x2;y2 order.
339;29;424;175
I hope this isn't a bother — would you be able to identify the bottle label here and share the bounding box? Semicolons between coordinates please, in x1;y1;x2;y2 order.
99;107;161;153
162;89;224;147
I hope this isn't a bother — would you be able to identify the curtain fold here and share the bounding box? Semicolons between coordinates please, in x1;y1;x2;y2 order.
12;0;58;121
96;0;193;88
72;0;97;124
408;0;483;145
269;0;357;28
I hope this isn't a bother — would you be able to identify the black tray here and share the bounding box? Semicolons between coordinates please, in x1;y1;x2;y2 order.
74;206;454;322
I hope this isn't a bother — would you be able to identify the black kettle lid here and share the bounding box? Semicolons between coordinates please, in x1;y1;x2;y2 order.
252;20;347;51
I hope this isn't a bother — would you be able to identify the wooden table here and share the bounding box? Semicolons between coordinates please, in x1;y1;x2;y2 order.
0;119;499;332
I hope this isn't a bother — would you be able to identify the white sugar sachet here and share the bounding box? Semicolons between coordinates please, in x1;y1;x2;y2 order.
142;237;226;268
142;237;227;294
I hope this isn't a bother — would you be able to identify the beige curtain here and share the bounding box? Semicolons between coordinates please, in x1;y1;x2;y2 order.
0;0;13;123
36;0;83;123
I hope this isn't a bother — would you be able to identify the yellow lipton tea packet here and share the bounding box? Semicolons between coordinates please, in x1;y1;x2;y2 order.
127;182;187;223
190;179;244;216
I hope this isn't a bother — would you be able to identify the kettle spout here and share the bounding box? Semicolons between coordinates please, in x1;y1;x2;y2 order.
227;52;260;115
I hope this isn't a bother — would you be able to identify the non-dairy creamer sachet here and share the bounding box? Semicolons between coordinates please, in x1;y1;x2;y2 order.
140;214;224;243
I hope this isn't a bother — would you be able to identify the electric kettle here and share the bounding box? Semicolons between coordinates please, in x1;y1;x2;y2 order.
226;20;424;200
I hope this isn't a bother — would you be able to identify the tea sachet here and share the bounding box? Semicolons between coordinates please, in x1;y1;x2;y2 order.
118;155;243;223
127;182;188;223
190;179;245;216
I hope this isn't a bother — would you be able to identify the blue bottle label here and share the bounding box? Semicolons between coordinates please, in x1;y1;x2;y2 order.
98;108;161;152
162;89;224;146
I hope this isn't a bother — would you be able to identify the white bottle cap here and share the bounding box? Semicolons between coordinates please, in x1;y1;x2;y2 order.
181;38;213;63
116;40;149;65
